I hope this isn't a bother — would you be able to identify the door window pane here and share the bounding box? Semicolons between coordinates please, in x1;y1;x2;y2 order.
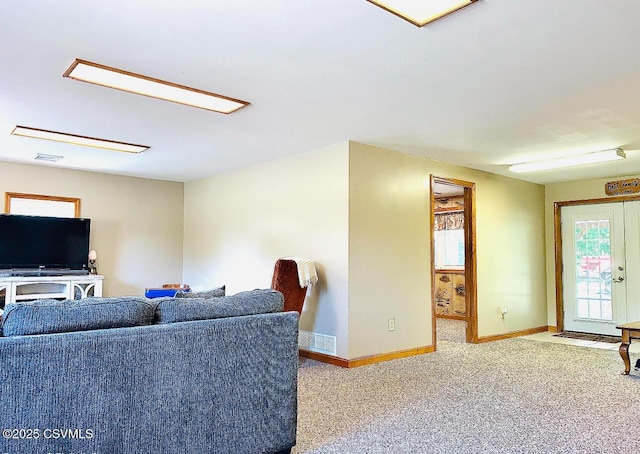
574;219;612;321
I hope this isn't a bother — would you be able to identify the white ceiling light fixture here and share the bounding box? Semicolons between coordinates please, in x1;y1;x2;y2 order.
35;153;64;163
509;148;626;173
11;126;150;154
367;0;479;27
63;59;249;114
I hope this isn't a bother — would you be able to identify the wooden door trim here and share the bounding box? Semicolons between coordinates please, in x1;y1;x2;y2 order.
431;175;478;345
554;194;640;332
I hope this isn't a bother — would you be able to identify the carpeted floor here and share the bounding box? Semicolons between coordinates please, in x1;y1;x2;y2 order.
434;317;467;343
293;319;640;453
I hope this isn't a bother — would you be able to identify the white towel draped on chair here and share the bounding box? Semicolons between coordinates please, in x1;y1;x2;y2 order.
283;256;318;288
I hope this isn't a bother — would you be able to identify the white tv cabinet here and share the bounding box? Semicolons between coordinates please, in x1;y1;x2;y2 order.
0;274;104;306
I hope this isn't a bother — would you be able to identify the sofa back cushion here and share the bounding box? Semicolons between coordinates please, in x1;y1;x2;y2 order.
1;297;155;337
174;285;225;299
155;289;284;324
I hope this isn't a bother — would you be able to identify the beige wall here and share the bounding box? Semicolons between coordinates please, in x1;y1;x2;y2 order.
183;143;351;357
350;143;548;347
0;162;184;296
1;144;547;357
348;143;432;358
182;141;547;360
544;174;639;326
472;171;547;336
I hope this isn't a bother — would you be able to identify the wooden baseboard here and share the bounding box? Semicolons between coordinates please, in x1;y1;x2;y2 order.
476;325;550;343
299;350;349;368
299;345;435;368
300;326;553;366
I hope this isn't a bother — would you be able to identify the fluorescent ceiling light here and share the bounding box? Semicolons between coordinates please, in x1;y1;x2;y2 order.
367;0;478;27
35;153;64;162
64;59;249;114
11;126;149;154
509;148;626;173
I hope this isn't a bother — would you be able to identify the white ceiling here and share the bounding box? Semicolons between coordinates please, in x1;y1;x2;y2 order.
1;0;640;185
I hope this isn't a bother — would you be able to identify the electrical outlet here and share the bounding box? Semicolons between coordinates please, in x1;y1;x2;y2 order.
388;318;396;331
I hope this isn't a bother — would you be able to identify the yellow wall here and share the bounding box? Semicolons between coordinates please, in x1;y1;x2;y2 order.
350;143;548;348
183;143;351;357
0;144;547;358
544;174;640;326
184;140;548;360
471;170;547;337
348;143;432;357
0;162;184;296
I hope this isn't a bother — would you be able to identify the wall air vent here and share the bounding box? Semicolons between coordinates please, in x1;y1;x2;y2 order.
299;329;337;355
35;153;64;163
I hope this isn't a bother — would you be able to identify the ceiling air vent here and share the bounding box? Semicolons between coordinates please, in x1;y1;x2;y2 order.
35;153;63;163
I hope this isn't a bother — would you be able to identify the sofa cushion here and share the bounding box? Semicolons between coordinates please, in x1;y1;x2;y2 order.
155;289;284;324
174;285;225;298
1;297;156;337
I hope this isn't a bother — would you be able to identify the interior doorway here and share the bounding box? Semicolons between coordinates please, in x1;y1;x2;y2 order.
431;176;478;346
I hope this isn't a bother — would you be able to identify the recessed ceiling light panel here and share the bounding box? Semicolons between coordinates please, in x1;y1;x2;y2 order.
368;0;478;27
64;59;249;114
12;126;149;154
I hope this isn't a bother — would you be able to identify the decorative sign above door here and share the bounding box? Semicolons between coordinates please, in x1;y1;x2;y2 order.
605;178;640;196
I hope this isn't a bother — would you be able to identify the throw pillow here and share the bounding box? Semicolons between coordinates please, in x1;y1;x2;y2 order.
174;285;225;298
1;297;156;337
155;288;284;324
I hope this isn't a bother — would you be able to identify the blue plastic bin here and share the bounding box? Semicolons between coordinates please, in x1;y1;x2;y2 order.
145;288;191;298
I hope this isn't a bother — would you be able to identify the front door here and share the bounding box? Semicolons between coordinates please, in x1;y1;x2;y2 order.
561;201;640;335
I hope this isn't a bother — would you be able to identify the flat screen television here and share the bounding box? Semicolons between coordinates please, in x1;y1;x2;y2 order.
0;214;91;275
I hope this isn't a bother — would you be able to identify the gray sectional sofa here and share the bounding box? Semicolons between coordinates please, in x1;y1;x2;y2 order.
0;289;298;454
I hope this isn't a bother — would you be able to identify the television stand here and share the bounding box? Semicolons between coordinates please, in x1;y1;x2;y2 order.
0;274;104;307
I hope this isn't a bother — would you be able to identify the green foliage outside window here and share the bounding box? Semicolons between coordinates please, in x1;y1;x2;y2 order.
575;225;611;258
